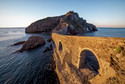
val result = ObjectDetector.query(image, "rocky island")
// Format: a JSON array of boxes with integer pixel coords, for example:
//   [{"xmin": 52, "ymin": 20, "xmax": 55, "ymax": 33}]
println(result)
[
  {"xmin": 24, "ymin": 11, "xmax": 125, "ymax": 84},
  {"xmin": 25, "ymin": 11, "xmax": 97, "ymax": 35}
]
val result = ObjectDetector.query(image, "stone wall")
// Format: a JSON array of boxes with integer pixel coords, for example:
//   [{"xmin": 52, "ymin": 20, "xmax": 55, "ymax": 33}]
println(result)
[{"xmin": 52, "ymin": 33, "xmax": 125, "ymax": 84}]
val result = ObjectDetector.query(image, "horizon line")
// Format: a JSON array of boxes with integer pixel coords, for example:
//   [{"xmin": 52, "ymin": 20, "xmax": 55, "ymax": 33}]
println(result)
[{"xmin": 0, "ymin": 26, "xmax": 125, "ymax": 28}]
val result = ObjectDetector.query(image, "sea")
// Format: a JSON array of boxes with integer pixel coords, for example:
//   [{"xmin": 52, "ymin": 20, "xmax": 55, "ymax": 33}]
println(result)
[{"xmin": 0, "ymin": 27, "xmax": 125, "ymax": 84}]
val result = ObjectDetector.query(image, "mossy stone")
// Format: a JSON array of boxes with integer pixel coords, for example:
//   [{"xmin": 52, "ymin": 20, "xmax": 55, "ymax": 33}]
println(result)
[{"xmin": 115, "ymin": 46, "xmax": 124, "ymax": 53}]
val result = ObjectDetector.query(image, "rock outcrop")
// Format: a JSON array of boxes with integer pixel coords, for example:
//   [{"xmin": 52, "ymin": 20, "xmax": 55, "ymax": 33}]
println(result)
[
  {"xmin": 12, "ymin": 41, "xmax": 25, "ymax": 46},
  {"xmin": 25, "ymin": 11, "xmax": 97, "ymax": 34},
  {"xmin": 43, "ymin": 47, "xmax": 52, "ymax": 53},
  {"xmin": 47, "ymin": 37, "xmax": 52, "ymax": 42},
  {"xmin": 87, "ymin": 23, "xmax": 98, "ymax": 31},
  {"xmin": 19, "ymin": 36, "xmax": 45, "ymax": 51},
  {"xmin": 25, "ymin": 17, "xmax": 61, "ymax": 33}
]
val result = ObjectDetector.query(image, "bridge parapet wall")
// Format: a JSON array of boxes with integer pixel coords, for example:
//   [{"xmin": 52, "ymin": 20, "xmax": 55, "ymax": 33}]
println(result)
[{"xmin": 52, "ymin": 33, "xmax": 125, "ymax": 84}]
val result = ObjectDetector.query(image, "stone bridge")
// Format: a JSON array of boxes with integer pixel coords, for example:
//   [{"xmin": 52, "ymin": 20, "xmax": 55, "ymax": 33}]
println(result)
[{"xmin": 52, "ymin": 33, "xmax": 125, "ymax": 84}]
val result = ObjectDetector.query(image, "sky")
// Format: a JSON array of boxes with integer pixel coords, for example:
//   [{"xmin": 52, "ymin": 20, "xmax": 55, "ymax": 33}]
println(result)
[{"xmin": 0, "ymin": 0, "xmax": 125, "ymax": 28}]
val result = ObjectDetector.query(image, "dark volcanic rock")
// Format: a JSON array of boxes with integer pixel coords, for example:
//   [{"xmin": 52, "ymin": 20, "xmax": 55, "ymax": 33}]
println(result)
[
  {"xmin": 19, "ymin": 36, "xmax": 45, "ymax": 51},
  {"xmin": 25, "ymin": 11, "xmax": 98, "ymax": 34},
  {"xmin": 13, "ymin": 41, "xmax": 25, "ymax": 46}
]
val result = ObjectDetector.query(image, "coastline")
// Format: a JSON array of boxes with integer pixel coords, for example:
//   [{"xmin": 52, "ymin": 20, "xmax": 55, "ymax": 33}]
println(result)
[{"xmin": 0, "ymin": 27, "xmax": 125, "ymax": 83}]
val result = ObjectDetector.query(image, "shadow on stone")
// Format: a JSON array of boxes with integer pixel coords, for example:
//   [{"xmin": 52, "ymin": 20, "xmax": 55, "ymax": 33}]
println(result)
[
  {"xmin": 79, "ymin": 50, "xmax": 100, "ymax": 73},
  {"xmin": 59, "ymin": 41, "xmax": 62, "ymax": 51}
]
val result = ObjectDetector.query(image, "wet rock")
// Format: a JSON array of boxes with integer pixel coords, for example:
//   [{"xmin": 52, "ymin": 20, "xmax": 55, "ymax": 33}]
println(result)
[
  {"xmin": 50, "ymin": 43, "xmax": 52, "ymax": 49},
  {"xmin": 19, "ymin": 36, "xmax": 45, "ymax": 52},
  {"xmin": 43, "ymin": 47, "xmax": 52, "ymax": 53},
  {"xmin": 13, "ymin": 41, "xmax": 25, "ymax": 46},
  {"xmin": 47, "ymin": 37, "xmax": 52, "ymax": 42},
  {"xmin": 41, "ymin": 61, "xmax": 60, "ymax": 84}
]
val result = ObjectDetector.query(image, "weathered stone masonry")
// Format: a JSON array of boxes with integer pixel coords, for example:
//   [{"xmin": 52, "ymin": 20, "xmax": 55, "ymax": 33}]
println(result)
[{"xmin": 52, "ymin": 33, "xmax": 125, "ymax": 84}]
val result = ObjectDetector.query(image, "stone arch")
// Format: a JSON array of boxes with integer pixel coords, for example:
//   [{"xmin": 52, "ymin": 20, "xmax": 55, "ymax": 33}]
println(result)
[{"xmin": 79, "ymin": 49, "xmax": 100, "ymax": 73}]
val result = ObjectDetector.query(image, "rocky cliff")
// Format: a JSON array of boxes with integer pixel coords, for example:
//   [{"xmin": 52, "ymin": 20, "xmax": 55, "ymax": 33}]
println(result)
[{"xmin": 25, "ymin": 11, "xmax": 97, "ymax": 34}]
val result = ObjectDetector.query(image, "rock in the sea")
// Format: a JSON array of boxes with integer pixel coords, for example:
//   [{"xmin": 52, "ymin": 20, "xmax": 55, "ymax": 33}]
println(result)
[
  {"xmin": 13, "ymin": 41, "xmax": 25, "ymax": 46},
  {"xmin": 25, "ymin": 11, "xmax": 98, "ymax": 34},
  {"xmin": 19, "ymin": 36, "xmax": 45, "ymax": 51},
  {"xmin": 47, "ymin": 37, "xmax": 52, "ymax": 42},
  {"xmin": 43, "ymin": 47, "xmax": 52, "ymax": 53}
]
